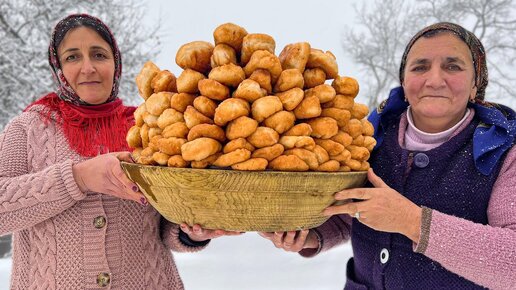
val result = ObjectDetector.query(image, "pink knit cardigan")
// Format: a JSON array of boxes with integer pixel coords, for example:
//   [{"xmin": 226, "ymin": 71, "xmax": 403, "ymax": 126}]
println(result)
[
  {"xmin": 0, "ymin": 110, "xmax": 205, "ymax": 290},
  {"xmin": 301, "ymin": 110, "xmax": 516, "ymax": 289}
]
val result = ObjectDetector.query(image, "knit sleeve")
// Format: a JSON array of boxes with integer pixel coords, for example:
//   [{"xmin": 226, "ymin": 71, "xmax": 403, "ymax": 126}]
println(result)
[
  {"xmin": 0, "ymin": 114, "xmax": 86, "ymax": 235},
  {"xmin": 160, "ymin": 219, "xmax": 208, "ymax": 253},
  {"xmin": 415, "ymin": 146, "xmax": 516, "ymax": 289},
  {"xmin": 299, "ymin": 214, "xmax": 352, "ymax": 258}
]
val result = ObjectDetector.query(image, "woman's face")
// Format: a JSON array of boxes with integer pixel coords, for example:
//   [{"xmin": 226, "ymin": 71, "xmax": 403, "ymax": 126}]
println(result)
[
  {"xmin": 402, "ymin": 32, "xmax": 477, "ymax": 132},
  {"xmin": 58, "ymin": 27, "xmax": 115, "ymax": 105}
]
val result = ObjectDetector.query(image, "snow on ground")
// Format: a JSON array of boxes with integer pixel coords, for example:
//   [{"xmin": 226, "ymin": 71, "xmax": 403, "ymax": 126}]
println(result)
[{"xmin": 0, "ymin": 233, "xmax": 352, "ymax": 290}]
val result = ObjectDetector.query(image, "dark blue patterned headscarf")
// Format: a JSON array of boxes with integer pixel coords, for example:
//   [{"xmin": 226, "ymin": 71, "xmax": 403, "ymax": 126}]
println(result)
[{"xmin": 49, "ymin": 13, "xmax": 122, "ymax": 105}]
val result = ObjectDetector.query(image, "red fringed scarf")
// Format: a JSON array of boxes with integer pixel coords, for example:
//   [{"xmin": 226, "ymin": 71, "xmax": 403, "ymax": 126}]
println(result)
[{"xmin": 25, "ymin": 93, "xmax": 136, "ymax": 157}]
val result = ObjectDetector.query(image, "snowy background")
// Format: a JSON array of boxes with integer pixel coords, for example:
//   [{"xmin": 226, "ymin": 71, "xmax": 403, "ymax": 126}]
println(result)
[{"xmin": 0, "ymin": 235, "xmax": 352, "ymax": 290}]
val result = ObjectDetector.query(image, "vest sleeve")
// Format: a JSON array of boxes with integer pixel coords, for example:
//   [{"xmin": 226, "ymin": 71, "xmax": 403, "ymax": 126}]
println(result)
[{"xmin": 299, "ymin": 214, "xmax": 352, "ymax": 258}]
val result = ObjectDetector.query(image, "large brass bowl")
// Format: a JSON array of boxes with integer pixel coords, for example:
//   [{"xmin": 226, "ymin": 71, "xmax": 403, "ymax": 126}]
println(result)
[{"xmin": 121, "ymin": 162, "xmax": 367, "ymax": 232}]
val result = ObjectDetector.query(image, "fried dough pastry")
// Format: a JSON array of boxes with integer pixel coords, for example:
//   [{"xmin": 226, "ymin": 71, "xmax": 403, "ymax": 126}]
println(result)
[
  {"xmin": 226, "ymin": 116, "xmax": 258, "ymax": 140},
  {"xmin": 247, "ymin": 126, "xmax": 279, "ymax": 148},
  {"xmin": 126, "ymin": 126, "xmax": 142, "ymax": 148},
  {"xmin": 152, "ymin": 70, "xmax": 177, "ymax": 93},
  {"xmin": 142, "ymin": 112, "xmax": 158, "ymax": 128},
  {"xmin": 342, "ymin": 119, "xmax": 363, "ymax": 138},
  {"xmin": 191, "ymin": 153, "xmax": 221, "ymax": 169},
  {"xmin": 152, "ymin": 152, "xmax": 170, "ymax": 166},
  {"xmin": 157, "ymin": 108, "xmax": 184, "ymax": 129},
  {"xmin": 330, "ymin": 148, "xmax": 351, "ymax": 163},
  {"xmin": 279, "ymin": 135, "xmax": 315, "ymax": 150},
  {"xmin": 305, "ymin": 84, "xmax": 336, "ymax": 104},
  {"xmin": 213, "ymin": 23, "xmax": 248, "ymax": 52},
  {"xmin": 364, "ymin": 136, "xmax": 377, "ymax": 152},
  {"xmin": 231, "ymin": 158, "xmax": 268, "ymax": 171},
  {"xmin": 241, "ymin": 33, "xmax": 276, "ymax": 65},
  {"xmin": 140, "ymin": 124, "xmax": 150, "ymax": 148},
  {"xmin": 181, "ymin": 137, "xmax": 222, "ymax": 161},
  {"xmin": 293, "ymin": 95, "xmax": 321, "ymax": 119},
  {"xmin": 214, "ymin": 98, "xmax": 250, "ymax": 126},
  {"xmin": 184, "ymin": 105, "xmax": 214, "ymax": 129},
  {"xmin": 131, "ymin": 148, "xmax": 143, "ymax": 162},
  {"xmin": 321, "ymin": 108, "xmax": 351, "ymax": 127},
  {"xmin": 361, "ymin": 119, "xmax": 375, "ymax": 136},
  {"xmin": 278, "ymin": 42, "xmax": 311, "ymax": 72},
  {"xmin": 339, "ymin": 165, "xmax": 351, "ymax": 172},
  {"xmin": 210, "ymin": 43, "xmax": 237, "ymax": 68},
  {"xmin": 175, "ymin": 41, "xmax": 214, "ymax": 74},
  {"xmin": 331, "ymin": 131, "xmax": 353, "ymax": 147},
  {"xmin": 148, "ymin": 127, "xmax": 162, "ymax": 141},
  {"xmin": 157, "ymin": 137, "xmax": 186, "ymax": 156},
  {"xmin": 284, "ymin": 148, "xmax": 319, "ymax": 170},
  {"xmin": 275, "ymin": 88, "xmax": 304, "ymax": 111},
  {"xmin": 306, "ymin": 117, "xmax": 338, "ymax": 139},
  {"xmin": 162, "ymin": 122, "xmax": 189, "ymax": 138},
  {"xmin": 176, "ymin": 69, "xmax": 205, "ymax": 94},
  {"xmin": 148, "ymin": 135, "xmax": 163, "ymax": 152},
  {"xmin": 360, "ymin": 161, "xmax": 371, "ymax": 171},
  {"xmin": 136, "ymin": 61, "xmax": 160, "ymax": 100},
  {"xmin": 251, "ymin": 95, "xmax": 283, "ymax": 122},
  {"xmin": 213, "ymin": 148, "xmax": 251, "ymax": 167},
  {"xmin": 249, "ymin": 69, "xmax": 272, "ymax": 94},
  {"xmin": 316, "ymin": 160, "xmax": 340, "ymax": 172},
  {"xmin": 223, "ymin": 138, "xmax": 256, "ymax": 153},
  {"xmin": 193, "ymin": 96, "xmax": 217, "ymax": 118},
  {"xmin": 347, "ymin": 145, "xmax": 370, "ymax": 161},
  {"xmin": 323, "ymin": 95, "xmax": 354, "ymax": 111},
  {"xmin": 351, "ymin": 103, "xmax": 369, "ymax": 120},
  {"xmin": 187, "ymin": 124, "xmax": 226, "ymax": 142},
  {"xmin": 167, "ymin": 155, "xmax": 190, "ymax": 168},
  {"xmin": 314, "ymin": 139, "xmax": 344, "ymax": 156},
  {"xmin": 351, "ymin": 135, "xmax": 365, "ymax": 147},
  {"xmin": 313, "ymin": 144, "xmax": 330, "ymax": 164},
  {"xmin": 263, "ymin": 110, "xmax": 296, "ymax": 134},
  {"xmin": 344, "ymin": 158, "xmax": 362, "ymax": 171},
  {"xmin": 306, "ymin": 49, "xmax": 338, "ymax": 79},
  {"xmin": 170, "ymin": 93, "xmax": 196, "ymax": 113},
  {"xmin": 208, "ymin": 63, "xmax": 246, "ymax": 87},
  {"xmin": 198, "ymin": 79, "xmax": 229, "ymax": 101},
  {"xmin": 273, "ymin": 69, "xmax": 304, "ymax": 93},
  {"xmin": 268, "ymin": 155, "xmax": 309, "ymax": 172},
  {"xmin": 146, "ymin": 92, "xmax": 172, "ymax": 116},
  {"xmin": 139, "ymin": 147, "xmax": 156, "ymax": 165},
  {"xmin": 332, "ymin": 76, "xmax": 359, "ymax": 98},
  {"xmin": 303, "ymin": 68, "xmax": 326, "ymax": 89},
  {"xmin": 243, "ymin": 50, "xmax": 282, "ymax": 82},
  {"xmin": 283, "ymin": 123, "xmax": 312, "ymax": 136},
  {"xmin": 232, "ymin": 79, "xmax": 266, "ymax": 102},
  {"xmin": 134, "ymin": 103, "xmax": 146, "ymax": 127},
  {"xmin": 251, "ymin": 143, "xmax": 284, "ymax": 161}
]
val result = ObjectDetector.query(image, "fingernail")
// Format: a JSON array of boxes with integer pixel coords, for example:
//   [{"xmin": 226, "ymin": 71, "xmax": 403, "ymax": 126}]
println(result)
[
  {"xmin": 132, "ymin": 185, "xmax": 139, "ymax": 192},
  {"xmin": 140, "ymin": 196, "xmax": 147, "ymax": 205}
]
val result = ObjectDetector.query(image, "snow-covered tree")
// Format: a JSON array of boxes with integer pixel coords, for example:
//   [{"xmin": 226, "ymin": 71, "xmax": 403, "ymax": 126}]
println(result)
[
  {"xmin": 344, "ymin": 0, "xmax": 516, "ymax": 109},
  {"xmin": 0, "ymin": 0, "xmax": 161, "ymax": 127}
]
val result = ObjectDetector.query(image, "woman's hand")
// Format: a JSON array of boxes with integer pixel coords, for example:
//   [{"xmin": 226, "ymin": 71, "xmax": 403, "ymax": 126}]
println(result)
[
  {"xmin": 324, "ymin": 168, "xmax": 422, "ymax": 243},
  {"xmin": 72, "ymin": 152, "xmax": 147, "ymax": 205},
  {"xmin": 180, "ymin": 224, "xmax": 243, "ymax": 242},
  {"xmin": 258, "ymin": 230, "xmax": 319, "ymax": 252}
]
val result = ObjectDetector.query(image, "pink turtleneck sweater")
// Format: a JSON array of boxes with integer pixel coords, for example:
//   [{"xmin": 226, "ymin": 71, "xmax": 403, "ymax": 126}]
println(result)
[
  {"xmin": 0, "ymin": 110, "xmax": 205, "ymax": 290},
  {"xmin": 302, "ymin": 108, "xmax": 516, "ymax": 289}
]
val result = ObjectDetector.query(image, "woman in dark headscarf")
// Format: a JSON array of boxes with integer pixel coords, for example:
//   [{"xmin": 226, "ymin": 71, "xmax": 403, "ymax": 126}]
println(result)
[
  {"xmin": 261, "ymin": 22, "xmax": 516, "ymax": 289},
  {"xmin": 0, "ymin": 14, "xmax": 230, "ymax": 290}
]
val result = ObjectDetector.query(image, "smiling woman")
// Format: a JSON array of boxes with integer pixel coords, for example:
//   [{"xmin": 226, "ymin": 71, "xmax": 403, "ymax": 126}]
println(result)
[{"xmin": 58, "ymin": 27, "xmax": 115, "ymax": 105}]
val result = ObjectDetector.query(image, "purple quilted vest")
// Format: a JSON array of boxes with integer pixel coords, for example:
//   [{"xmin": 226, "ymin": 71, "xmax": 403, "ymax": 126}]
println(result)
[{"xmin": 346, "ymin": 117, "xmax": 503, "ymax": 289}]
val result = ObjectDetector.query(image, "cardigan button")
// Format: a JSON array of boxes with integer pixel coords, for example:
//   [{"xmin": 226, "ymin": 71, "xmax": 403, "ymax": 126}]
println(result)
[
  {"xmin": 97, "ymin": 272, "xmax": 111, "ymax": 287},
  {"xmin": 380, "ymin": 248, "xmax": 389, "ymax": 264},
  {"xmin": 414, "ymin": 153, "xmax": 430, "ymax": 168},
  {"xmin": 94, "ymin": 216, "xmax": 106, "ymax": 229}
]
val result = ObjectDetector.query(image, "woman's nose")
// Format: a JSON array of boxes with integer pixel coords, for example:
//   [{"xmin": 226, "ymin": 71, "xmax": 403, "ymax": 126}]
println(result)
[
  {"xmin": 80, "ymin": 57, "xmax": 96, "ymax": 74},
  {"xmin": 425, "ymin": 67, "xmax": 445, "ymax": 88}
]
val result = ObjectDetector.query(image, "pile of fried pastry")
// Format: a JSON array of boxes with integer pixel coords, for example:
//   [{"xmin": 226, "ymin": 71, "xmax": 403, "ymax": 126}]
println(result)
[{"xmin": 126, "ymin": 23, "xmax": 376, "ymax": 172}]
